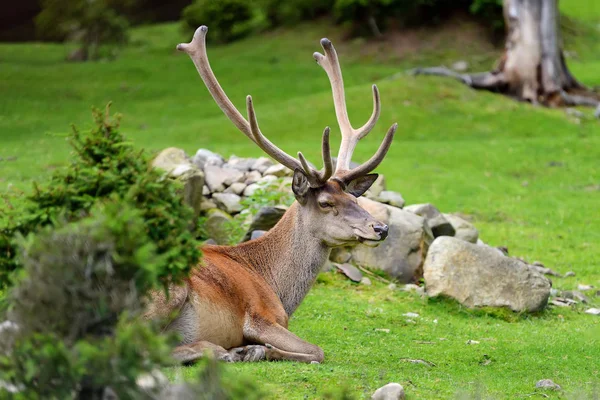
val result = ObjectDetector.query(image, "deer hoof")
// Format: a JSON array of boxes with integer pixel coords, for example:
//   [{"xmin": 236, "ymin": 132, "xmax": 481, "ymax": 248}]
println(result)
[{"xmin": 242, "ymin": 345, "xmax": 266, "ymax": 362}]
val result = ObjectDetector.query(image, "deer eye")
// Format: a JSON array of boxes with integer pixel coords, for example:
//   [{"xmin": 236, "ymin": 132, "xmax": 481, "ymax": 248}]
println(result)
[{"xmin": 318, "ymin": 200, "xmax": 334, "ymax": 209}]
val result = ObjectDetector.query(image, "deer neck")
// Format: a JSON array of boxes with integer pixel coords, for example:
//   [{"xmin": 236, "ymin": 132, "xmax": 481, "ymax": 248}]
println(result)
[{"xmin": 241, "ymin": 202, "xmax": 331, "ymax": 316}]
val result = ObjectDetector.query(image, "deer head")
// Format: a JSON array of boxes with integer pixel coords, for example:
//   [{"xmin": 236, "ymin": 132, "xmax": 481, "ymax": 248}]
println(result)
[{"xmin": 178, "ymin": 26, "xmax": 397, "ymax": 247}]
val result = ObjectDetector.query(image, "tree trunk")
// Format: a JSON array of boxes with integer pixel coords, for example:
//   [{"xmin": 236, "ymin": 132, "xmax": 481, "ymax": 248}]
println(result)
[{"xmin": 413, "ymin": 0, "xmax": 599, "ymax": 109}]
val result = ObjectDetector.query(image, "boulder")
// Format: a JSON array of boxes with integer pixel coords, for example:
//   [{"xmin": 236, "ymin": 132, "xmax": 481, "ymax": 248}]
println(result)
[
  {"xmin": 205, "ymin": 209, "xmax": 233, "ymax": 245},
  {"xmin": 244, "ymin": 170, "xmax": 262, "ymax": 185},
  {"xmin": 204, "ymin": 165, "xmax": 245, "ymax": 192},
  {"xmin": 364, "ymin": 174, "xmax": 386, "ymax": 198},
  {"xmin": 225, "ymin": 155, "xmax": 257, "ymax": 172},
  {"xmin": 371, "ymin": 383, "xmax": 405, "ymax": 400},
  {"xmin": 242, "ymin": 206, "xmax": 287, "ymax": 241},
  {"xmin": 375, "ymin": 190, "xmax": 405, "ymax": 208},
  {"xmin": 151, "ymin": 148, "xmax": 204, "ymax": 218},
  {"xmin": 251, "ymin": 157, "xmax": 274, "ymax": 173},
  {"xmin": 224, "ymin": 182, "xmax": 247, "ymax": 195},
  {"xmin": 192, "ymin": 148, "xmax": 224, "ymax": 169},
  {"xmin": 263, "ymin": 164, "xmax": 290, "ymax": 177},
  {"xmin": 405, "ymin": 203, "xmax": 455, "ymax": 237},
  {"xmin": 423, "ymin": 237, "xmax": 551, "ymax": 312},
  {"xmin": 443, "ymin": 213, "xmax": 478, "ymax": 243},
  {"xmin": 212, "ymin": 193, "xmax": 243, "ymax": 214},
  {"xmin": 350, "ymin": 197, "xmax": 433, "ymax": 283}
]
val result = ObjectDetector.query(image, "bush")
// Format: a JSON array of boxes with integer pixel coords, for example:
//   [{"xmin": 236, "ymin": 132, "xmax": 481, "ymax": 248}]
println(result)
[
  {"xmin": 35, "ymin": 0, "xmax": 129, "ymax": 60},
  {"xmin": 0, "ymin": 104, "xmax": 200, "ymax": 290},
  {"xmin": 261, "ymin": 0, "xmax": 334, "ymax": 27},
  {"xmin": 181, "ymin": 0, "xmax": 255, "ymax": 43}
]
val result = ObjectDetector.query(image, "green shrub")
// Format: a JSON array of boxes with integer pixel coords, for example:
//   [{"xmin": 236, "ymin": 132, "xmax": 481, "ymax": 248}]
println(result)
[
  {"xmin": 0, "ymin": 105, "xmax": 200, "ymax": 290},
  {"xmin": 261, "ymin": 0, "xmax": 334, "ymax": 27},
  {"xmin": 181, "ymin": 0, "xmax": 255, "ymax": 43}
]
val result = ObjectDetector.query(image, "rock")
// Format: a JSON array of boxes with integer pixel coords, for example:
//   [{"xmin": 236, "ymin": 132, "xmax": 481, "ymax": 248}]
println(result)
[
  {"xmin": 577, "ymin": 284, "xmax": 594, "ymax": 291},
  {"xmin": 200, "ymin": 199, "xmax": 217, "ymax": 212},
  {"xmin": 205, "ymin": 209, "xmax": 233, "ymax": 245},
  {"xmin": 402, "ymin": 312, "xmax": 419, "ymax": 318},
  {"xmin": 535, "ymin": 379, "xmax": 561, "ymax": 390},
  {"xmin": 151, "ymin": 148, "xmax": 204, "ymax": 218},
  {"xmin": 566, "ymin": 108, "xmax": 585, "ymax": 119},
  {"xmin": 530, "ymin": 261, "xmax": 562, "ymax": 277},
  {"xmin": 561, "ymin": 290, "xmax": 589, "ymax": 303},
  {"xmin": 565, "ymin": 271, "xmax": 576, "ymax": 277},
  {"xmin": 243, "ymin": 183, "xmax": 261, "ymax": 197},
  {"xmin": 250, "ymin": 230, "xmax": 266, "ymax": 240},
  {"xmin": 242, "ymin": 206, "xmax": 286, "ymax": 241},
  {"xmin": 585, "ymin": 308, "xmax": 600, "ymax": 315},
  {"xmin": 443, "ymin": 213, "xmax": 478, "ymax": 243},
  {"xmin": 263, "ymin": 164, "xmax": 290, "ymax": 177},
  {"xmin": 375, "ymin": 191, "xmax": 405, "ymax": 208},
  {"xmin": 424, "ymin": 237, "xmax": 551, "ymax": 312},
  {"xmin": 212, "ymin": 193, "xmax": 243, "ymax": 214},
  {"xmin": 371, "ymin": 383, "xmax": 405, "ymax": 400},
  {"xmin": 595, "ymin": 104, "xmax": 600, "ymax": 119},
  {"xmin": 251, "ymin": 157, "xmax": 274, "ymax": 173},
  {"xmin": 335, "ymin": 263, "xmax": 363, "ymax": 282},
  {"xmin": 330, "ymin": 248, "xmax": 352, "ymax": 263},
  {"xmin": 204, "ymin": 165, "xmax": 245, "ymax": 192},
  {"xmin": 202, "ymin": 185, "xmax": 210, "ymax": 195},
  {"xmin": 387, "ymin": 283, "xmax": 397, "ymax": 290},
  {"xmin": 224, "ymin": 182, "xmax": 247, "ymax": 195},
  {"xmin": 361, "ymin": 277, "xmax": 372, "ymax": 286},
  {"xmin": 259, "ymin": 175, "xmax": 278, "ymax": 184},
  {"xmin": 225, "ymin": 155, "xmax": 257, "ymax": 171},
  {"xmin": 350, "ymin": 197, "xmax": 433, "ymax": 283},
  {"xmin": 244, "ymin": 170, "xmax": 262, "ymax": 185},
  {"xmin": 451, "ymin": 60, "xmax": 469, "ymax": 72},
  {"xmin": 405, "ymin": 203, "xmax": 455, "ymax": 237},
  {"xmin": 192, "ymin": 148, "xmax": 224, "ymax": 169},
  {"xmin": 364, "ymin": 174, "xmax": 386, "ymax": 198}
]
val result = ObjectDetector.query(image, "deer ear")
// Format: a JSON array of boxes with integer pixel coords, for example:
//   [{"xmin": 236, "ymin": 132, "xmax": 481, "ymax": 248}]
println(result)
[
  {"xmin": 292, "ymin": 169, "xmax": 311, "ymax": 205},
  {"xmin": 346, "ymin": 174, "xmax": 378, "ymax": 197}
]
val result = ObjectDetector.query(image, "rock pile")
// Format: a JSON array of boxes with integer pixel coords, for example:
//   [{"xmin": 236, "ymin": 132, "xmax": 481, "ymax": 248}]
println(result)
[{"xmin": 153, "ymin": 147, "xmax": 558, "ymax": 313}]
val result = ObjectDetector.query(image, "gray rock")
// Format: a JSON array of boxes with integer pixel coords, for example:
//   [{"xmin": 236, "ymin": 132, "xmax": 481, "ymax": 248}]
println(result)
[
  {"xmin": 330, "ymin": 247, "xmax": 352, "ymax": 264},
  {"xmin": 566, "ymin": 108, "xmax": 585, "ymax": 119},
  {"xmin": 595, "ymin": 104, "xmax": 600, "ymax": 119},
  {"xmin": 350, "ymin": 197, "xmax": 433, "ymax": 283},
  {"xmin": 443, "ymin": 213, "xmax": 478, "ymax": 243},
  {"xmin": 375, "ymin": 191, "xmax": 405, "ymax": 208},
  {"xmin": 561, "ymin": 290, "xmax": 589, "ymax": 303},
  {"xmin": 192, "ymin": 148, "xmax": 224, "ymax": 169},
  {"xmin": 200, "ymin": 199, "xmax": 217, "ymax": 212},
  {"xmin": 577, "ymin": 284, "xmax": 594, "ymax": 291},
  {"xmin": 335, "ymin": 263, "xmax": 363, "ymax": 282},
  {"xmin": 405, "ymin": 203, "xmax": 455, "ymax": 237},
  {"xmin": 364, "ymin": 174, "xmax": 386, "ymax": 198},
  {"xmin": 371, "ymin": 383, "xmax": 405, "ymax": 400},
  {"xmin": 585, "ymin": 308, "xmax": 600, "ymax": 315},
  {"xmin": 151, "ymin": 148, "xmax": 204, "ymax": 218},
  {"xmin": 451, "ymin": 60, "xmax": 469, "ymax": 72},
  {"xmin": 202, "ymin": 185, "xmax": 210, "ymax": 196},
  {"xmin": 565, "ymin": 271, "xmax": 576, "ymax": 277},
  {"xmin": 242, "ymin": 206, "xmax": 286, "ymax": 241},
  {"xmin": 204, "ymin": 165, "xmax": 245, "ymax": 192},
  {"xmin": 263, "ymin": 164, "xmax": 290, "ymax": 177},
  {"xmin": 224, "ymin": 182, "xmax": 247, "ymax": 195},
  {"xmin": 212, "ymin": 193, "xmax": 243, "ymax": 214},
  {"xmin": 535, "ymin": 379, "xmax": 561, "ymax": 390},
  {"xmin": 244, "ymin": 170, "xmax": 262, "ymax": 185},
  {"xmin": 205, "ymin": 209, "xmax": 233, "ymax": 245},
  {"xmin": 259, "ymin": 175, "xmax": 278, "ymax": 184},
  {"xmin": 250, "ymin": 230, "xmax": 267, "ymax": 240},
  {"xmin": 251, "ymin": 157, "xmax": 274, "ymax": 173},
  {"xmin": 424, "ymin": 237, "xmax": 551, "ymax": 312},
  {"xmin": 530, "ymin": 261, "xmax": 562, "ymax": 277},
  {"xmin": 225, "ymin": 155, "xmax": 257, "ymax": 172},
  {"xmin": 243, "ymin": 183, "xmax": 261, "ymax": 197},
  {"xmin": 361, "ymin": 277, "xmax": 372, "ymax": 285}
]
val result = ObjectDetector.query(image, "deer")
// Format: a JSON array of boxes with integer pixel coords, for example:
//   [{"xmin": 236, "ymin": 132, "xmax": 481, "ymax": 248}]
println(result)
[{"xmin": 144, "ymin": 25, "xmax": 397, "ymax": 364}]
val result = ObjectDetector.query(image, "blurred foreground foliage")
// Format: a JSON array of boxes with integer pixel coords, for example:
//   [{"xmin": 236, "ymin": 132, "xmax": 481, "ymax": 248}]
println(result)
[{"xmin": 0, "ymin": 104, "xmax": 200, "ymax": 291}]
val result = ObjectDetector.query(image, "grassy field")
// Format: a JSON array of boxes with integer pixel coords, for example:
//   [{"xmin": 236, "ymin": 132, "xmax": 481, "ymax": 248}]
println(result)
[{"xmin": 1, "ymin": 4, "xmax": 600, "ymax": 399}]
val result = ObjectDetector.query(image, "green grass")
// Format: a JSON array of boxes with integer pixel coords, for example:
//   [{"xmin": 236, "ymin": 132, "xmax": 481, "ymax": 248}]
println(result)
[{"xmin": 1, "ymin": 5, "xmax": 600, "ymax": 399}]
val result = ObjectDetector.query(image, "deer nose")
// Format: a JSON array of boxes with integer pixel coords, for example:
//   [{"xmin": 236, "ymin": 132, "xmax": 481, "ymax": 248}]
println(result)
[{"xmin": 373, "ymin": 223, "xmax": 389, "ymax": 240}]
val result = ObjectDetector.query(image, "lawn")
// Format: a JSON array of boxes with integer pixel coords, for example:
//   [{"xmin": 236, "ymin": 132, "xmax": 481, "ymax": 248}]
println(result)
[{"xmin": 1, "ymin": 5, "xmax": 599, "ymax": 399}]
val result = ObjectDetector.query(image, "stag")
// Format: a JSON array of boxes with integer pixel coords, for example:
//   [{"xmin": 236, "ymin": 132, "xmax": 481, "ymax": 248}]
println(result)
[{"xmin": 145, "ymin": 26, "xmax": 397, "ymax": 364}]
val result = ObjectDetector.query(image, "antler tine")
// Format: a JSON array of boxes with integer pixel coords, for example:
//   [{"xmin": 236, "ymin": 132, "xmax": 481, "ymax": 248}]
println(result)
[
  {"xmin": 177, "ymin": 26, "xmax": 253, "ymax": 140},
  {"xmin": 314, "ymin": 39, "xmax": 381, "ymax": 173},
  {"xmin": 319, "ymin": 127, "xmax": 334, "ymax": 181},
  {"xmin": 246, "ymin": 96, "xmax": 305, "ymax": 172},
  {"xmin": 336, "ymin": 123, "xmax": 398, "ymax": 184}
]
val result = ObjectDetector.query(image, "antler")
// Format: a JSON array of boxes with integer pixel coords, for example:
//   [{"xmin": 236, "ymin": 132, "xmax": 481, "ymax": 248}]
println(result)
[
  {"xmin": 177, "ymin": 26, "xmax": 333, "ymax": 186},
  {"xmin": 314, "ymin": 39, "xmax": 397, "ymax": 183}
]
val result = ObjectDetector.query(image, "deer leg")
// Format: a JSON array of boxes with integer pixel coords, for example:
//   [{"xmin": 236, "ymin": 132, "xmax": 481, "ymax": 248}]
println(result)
[
  {"xmin": 172, "ymin": 341, "xmax": 242, "ymax": 364},
  {"xmin": 232, "ymin": 318, "xmax": 324, "ymax": 363}
]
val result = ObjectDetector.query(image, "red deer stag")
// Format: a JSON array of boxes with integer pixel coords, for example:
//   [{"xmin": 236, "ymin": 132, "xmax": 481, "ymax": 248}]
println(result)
[{"xmin": 145, "ymin": 26, "xmax": 397, "ymax": 364}]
